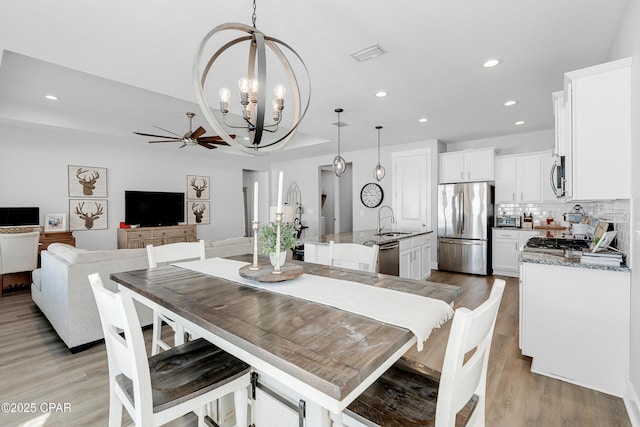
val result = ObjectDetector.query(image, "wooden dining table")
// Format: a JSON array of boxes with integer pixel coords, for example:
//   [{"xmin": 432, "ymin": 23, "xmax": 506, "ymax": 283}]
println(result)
[{"xmin": 111, "ymin": 254, "xmax": 462, "ymax": 427}]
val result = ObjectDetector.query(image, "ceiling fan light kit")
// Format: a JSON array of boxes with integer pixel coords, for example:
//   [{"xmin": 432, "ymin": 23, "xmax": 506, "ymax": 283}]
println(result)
[
  {"xmin": 193, "ymin": 0, "xmax": 311, "ymax": 155},
  {"xmin": 133, "ymin": 112, "xmax": 231, "ymax": 150},
  {"xmin": 332, "ymin": 108, "xmax": 347, "ymax": 177}
]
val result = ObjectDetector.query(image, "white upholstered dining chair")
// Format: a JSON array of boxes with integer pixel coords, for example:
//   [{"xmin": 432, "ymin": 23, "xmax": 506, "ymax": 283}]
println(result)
[
  {"xmin": 328, "ymin": 241, "xmax": 379, "ymax": 273},
  {"xmin": 89, "ymin": 273, "xmax": 251, "ymax": 427},
  {"xmin": 343, "ymin": 278, "xmax": 506, "ymax": 427},
  {"xmin": 146, "ymin": 240, "xmax": 206, "ymax": 355},
  {"xmin": 0, "ymin": 231, "xmax": 40, "ymax": 295}
]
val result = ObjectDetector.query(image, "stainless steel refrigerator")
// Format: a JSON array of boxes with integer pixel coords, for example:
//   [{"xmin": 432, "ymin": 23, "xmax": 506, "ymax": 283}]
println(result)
[{"xmin": 437, "ymin": 182, "xmax": 494, "ymax": 275}]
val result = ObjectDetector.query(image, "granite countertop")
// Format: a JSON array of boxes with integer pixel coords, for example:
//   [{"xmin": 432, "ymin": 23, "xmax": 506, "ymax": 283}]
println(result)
[
  {"xmin": 520, "ymin": 250, "xmax": 630, "ymax": 273},
  {"xmin": 302, "ymin": 228, "xmax": 432, "ymax": 246}
]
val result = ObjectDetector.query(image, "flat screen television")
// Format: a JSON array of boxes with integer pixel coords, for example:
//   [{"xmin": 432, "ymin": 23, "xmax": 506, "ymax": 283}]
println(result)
[
  {"xmin": 125, "ymin": 191, "xmax": 185, "ymax": 227},
  {"xmin": 0, "ymin": 207, "xmax": 39, "ymax": 226}
]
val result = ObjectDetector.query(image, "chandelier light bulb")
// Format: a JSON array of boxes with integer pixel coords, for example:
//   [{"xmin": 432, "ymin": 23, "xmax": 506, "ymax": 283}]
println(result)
[
  {"xmin": 274, "ymin": 84, "xmax": 286, "ymax": 99},
  {"xmin": 238, "ymin": 77, "xmax": 250, "ymax": 93},
  {"xmin": 219, "ymin": 87, "xmax": 230, "ymax": 103}
]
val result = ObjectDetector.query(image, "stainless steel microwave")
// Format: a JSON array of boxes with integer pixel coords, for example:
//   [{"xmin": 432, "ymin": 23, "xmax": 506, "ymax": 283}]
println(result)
[
  {"xmin": 550, "ymin": 155, "xmax": 566, "ymax": 198},
  {"xmin": 496, "ymin": 215, "xmax": 521, "ymax": 228}
]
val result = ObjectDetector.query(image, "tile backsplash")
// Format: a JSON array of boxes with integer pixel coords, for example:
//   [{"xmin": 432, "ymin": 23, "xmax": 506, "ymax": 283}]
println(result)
[{"xmin": 496, "ymin": 200, "xmax": 630, "ymax": 254}]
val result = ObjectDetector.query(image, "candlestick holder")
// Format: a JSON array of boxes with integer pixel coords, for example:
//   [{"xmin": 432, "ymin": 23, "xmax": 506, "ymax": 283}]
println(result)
[
  {"xmin": 272, "ymin": 211, "xmax": 283, "ymax": 274},
  {"xmin": 249, "ymin": 220, "xmax": 260, "ymax": 270}
]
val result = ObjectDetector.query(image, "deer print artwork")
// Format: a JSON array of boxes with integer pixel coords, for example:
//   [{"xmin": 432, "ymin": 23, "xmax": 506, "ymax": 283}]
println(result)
[
  {"xmin": 68, "ymin": 165, "xmax": 107, "ymax": 198},
  {"xmin": 69, "ymin": 199, "xmax": 108, "ymax": 230},
  {"xmin": 76, "ymin": 168, "xmax": 100, "ymax": 195},
  {"xmin": 190, "ymin": 177, "xmax": 207, "ymax": 198},
  {"xmin": 75, "ymin": 201, "xmax": 104, "ymax": 229},
  {"xmin": 192, "ymin": 203, "xmax": 206, "ymax": 224}
]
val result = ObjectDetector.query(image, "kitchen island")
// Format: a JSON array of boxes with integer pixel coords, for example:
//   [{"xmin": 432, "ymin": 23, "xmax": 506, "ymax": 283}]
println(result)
[
  {"xmin": 519, "ymin": 246, "xmax": 630, "ymax": 396},
  {"xmin": 302, "ymin": 229, "xmax": 433, "ymax": 279},
  {"xmin": 112, "ymin": 254, "xmax": 460, "ymax": 427}
]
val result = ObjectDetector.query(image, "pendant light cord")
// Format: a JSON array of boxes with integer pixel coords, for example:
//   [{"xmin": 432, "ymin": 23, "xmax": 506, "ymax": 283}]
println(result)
[
  {"xmin": 252, "ymin": 0, "xmax": 257, "ymax": 28},
  {"xmin": 337, "ymin": 110, "xmax": 342, "ymax": 155}
]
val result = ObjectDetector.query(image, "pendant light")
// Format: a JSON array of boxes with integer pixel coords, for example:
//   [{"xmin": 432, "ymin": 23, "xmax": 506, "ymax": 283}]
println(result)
[
  {"xmin": 373, "ymin": 125, "xmax": 386, "ymax": 181},
  {"xmin": 333, "ymin": 108, "xmax": 347, "ymax": 177},
  {"xmin": 193, "ymin": 0, "xmax": 311, "ymax": 155}
]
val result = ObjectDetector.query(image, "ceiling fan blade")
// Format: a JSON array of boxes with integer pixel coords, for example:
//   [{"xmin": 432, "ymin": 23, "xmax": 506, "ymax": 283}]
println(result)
[
  {"xmin": 190, "ymin": 126, "xmax": 206, "ymax": 139},
  {"xmin": 197, "ymin": 141, "xmax": 217, "ymax": 149},
  {"xmin": 148, "ymin": 139, "xmax": 181, "ymax": 143},
  {"xmin": 134, "ymin": 131, "xmax": 177, "ymax": 139},
  {"xmin": 153, "ymin": 125, "xmax": 182, "ymax": 137}
]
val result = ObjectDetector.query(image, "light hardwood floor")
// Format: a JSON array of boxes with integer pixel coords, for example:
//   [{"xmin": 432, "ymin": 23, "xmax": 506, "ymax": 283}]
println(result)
[{"xmin": 0, "ymin": 272, "xmax": 631, "ymax": 426}]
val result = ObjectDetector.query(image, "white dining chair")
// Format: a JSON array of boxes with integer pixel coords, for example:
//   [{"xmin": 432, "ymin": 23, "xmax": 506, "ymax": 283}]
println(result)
[
  {"xmin": 343, "ymin": 278, "xmax": 506, "ymax": 427},
  {"xmin": 89, "ymin": 273, "xmax": 251, "ymax": 427},
  {"xmin": 328, "ymin": 241, "xmax": 379, "ymax": 273},
  {"xmin": 146, "ymin": 240, "xmax": 206, "ymax": 355},
  {"xmin": 0, "ymin": 231, "xmax": 40, "ymax": 295}
]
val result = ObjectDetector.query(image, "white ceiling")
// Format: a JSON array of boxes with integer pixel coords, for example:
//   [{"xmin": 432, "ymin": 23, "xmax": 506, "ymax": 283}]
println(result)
[{"xmin": 0, "ymin": 0, "xmax": 630, "ymax": 160}]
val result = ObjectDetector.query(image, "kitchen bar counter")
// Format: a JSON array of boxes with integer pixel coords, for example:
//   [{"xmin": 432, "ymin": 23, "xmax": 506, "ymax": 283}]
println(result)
[
  {"xmin": 520, "ymin": 250, "xmax": 630, "ymax": 272},
  {"xmin": 302, "ymin": 228, "xmax": 432, "ymax": 246}
]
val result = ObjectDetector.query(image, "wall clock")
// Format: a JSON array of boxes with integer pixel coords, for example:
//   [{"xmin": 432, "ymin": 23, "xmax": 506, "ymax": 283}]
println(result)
[{"xmin": 360, "ymin": 183, "xmax": 384, "ymax": 208}]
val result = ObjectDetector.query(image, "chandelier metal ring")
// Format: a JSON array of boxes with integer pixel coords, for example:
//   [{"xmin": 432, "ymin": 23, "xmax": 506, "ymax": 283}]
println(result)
[{"xmin": 193, "ymin": 22, "xmax": 311, "ymax": 155}]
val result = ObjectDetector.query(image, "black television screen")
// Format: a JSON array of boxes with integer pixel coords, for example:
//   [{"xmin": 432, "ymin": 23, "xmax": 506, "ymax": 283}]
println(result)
[
  {"xmin": 0, "ymin": 207, "xmax": 39, "ymax": 226},
  {"xmin": 125, "ymin": 191, "xmax": 185, "ymax": 227}
]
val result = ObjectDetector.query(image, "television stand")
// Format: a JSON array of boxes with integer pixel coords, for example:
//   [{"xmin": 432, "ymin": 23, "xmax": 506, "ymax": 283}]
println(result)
[{"xmin": 116, "ymin": 224, "xmax": 196, "ymax": 249}]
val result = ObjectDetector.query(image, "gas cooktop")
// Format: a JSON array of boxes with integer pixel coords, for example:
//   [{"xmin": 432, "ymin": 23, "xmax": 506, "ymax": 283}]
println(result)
[{"xmin": 525, "ymin": 237, "xmax": 590, "ymax": 251}]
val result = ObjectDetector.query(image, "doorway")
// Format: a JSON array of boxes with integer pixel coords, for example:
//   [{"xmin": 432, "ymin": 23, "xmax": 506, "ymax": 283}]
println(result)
[
  {"xmin": 242, "ymin": 169, "xmax": 268, "ymax": 237},
  {"xmin": 318, "ymin": 164, "xmax": 352, "ymax": 235}
]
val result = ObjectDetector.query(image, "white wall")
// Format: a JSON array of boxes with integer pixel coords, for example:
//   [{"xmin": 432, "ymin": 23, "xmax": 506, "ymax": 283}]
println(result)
[
  {"xmin": 611, "ymin": 0, "xmax": 640, "ymax": 422},
  {"xmin": 0, "ymin": 121, "xmax": 263, "ymax": 249},
  {"xmin": 444, "ymin": 129, "xmax": 554, "ymax": 156}
]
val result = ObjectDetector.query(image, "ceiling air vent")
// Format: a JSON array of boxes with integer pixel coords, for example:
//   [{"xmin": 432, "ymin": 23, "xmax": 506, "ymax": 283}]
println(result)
[{"xmin": 350, "ymin": 44, "xmax": 386, "ymax": 62}]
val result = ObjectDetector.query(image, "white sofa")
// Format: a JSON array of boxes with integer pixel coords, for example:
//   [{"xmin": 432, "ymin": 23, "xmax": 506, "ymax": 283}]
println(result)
[{"xmin": 32, "ymin": 237, "xmax": 255, "ymax": 352}]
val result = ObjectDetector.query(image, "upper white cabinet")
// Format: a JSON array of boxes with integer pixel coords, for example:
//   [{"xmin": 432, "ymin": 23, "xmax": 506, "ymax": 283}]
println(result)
[
  {"xmin": 439, "ymin": 148, "xmax": 494, "ymax": 183},
  {"xmin": 495, "ymin": 153, "xmax": 542, "ymax": 203},
  {"xmin": 564, "ymin": 58, "xmax": 631, "ymax": 200}
]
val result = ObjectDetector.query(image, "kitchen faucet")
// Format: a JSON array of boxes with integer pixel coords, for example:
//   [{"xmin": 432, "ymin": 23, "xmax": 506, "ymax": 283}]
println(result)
[{"xmin": 377, "ymin": 205, "xmax": 395, "ymax": 233}]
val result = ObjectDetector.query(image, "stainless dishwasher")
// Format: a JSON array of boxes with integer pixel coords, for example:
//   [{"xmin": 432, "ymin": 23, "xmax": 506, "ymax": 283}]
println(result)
[{"xmin": 378, "ymin": 241, "xmax": 399, "ymax": 276}]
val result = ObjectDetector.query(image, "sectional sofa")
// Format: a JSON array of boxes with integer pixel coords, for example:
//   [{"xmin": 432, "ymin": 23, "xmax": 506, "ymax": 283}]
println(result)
[{"xmin": 32, "ymin": 237, "xmax": 255, "ymax": 352}]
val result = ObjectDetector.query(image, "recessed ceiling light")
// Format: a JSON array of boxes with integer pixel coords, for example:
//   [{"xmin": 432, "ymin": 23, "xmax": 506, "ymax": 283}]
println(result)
[
  {"xmin": 504, "ymin": 100, "xmax": 517, "ymax": 106},
  {"xmin": 483, "ymin": 59, "xmax": 500, "ymax": 68},
  {"xmin": 243, "ymin": 137, "xmax": 250, "ymax": 141},
  {"xmin": 45, "ymin": 94, "xmax": 58, "ymax": 101},
  {"xmin": 514, "ymin": 120, "xmax": 525, "ymax": 125},
  {"xmin": 418, "ymin": 118, "xmax": 429, "ymax": 123},
  {"xmin": 375, "ymin": 91, "xmax": 388, "ymax": 98}
]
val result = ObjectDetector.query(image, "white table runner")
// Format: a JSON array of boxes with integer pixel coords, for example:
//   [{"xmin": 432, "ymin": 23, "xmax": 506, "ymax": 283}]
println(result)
[{"xmin": 174, "ymin": 257, "xmax": 453, "ymax": 351}]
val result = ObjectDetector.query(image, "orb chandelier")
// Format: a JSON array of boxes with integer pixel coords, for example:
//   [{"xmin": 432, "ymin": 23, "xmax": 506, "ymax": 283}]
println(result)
[
  {"xmin": 193, "ymin": 0, "xmax": 311, "ymax": 155},
  {"xmin": 373, "ymin": 125, "xmax": 386, "ymax": 181},
  {"xmin": 333, "ymin": 108, "xmax": 347, "ymax": 177}
]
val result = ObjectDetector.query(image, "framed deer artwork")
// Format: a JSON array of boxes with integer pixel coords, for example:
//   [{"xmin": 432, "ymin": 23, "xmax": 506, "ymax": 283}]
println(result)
[
  {"xmin": 69, "ymin": 199, "xmax": 108, "ymax": 230},
  {"xmin": 68, "ymin": 165, "xmax": 107, "ymax": 197},
  {"xmin": 187, "ymin": 175, "xmax": 210, "ymax": 200},
  {"xmin": 187, "ymin": 201, "xmax": 210, "ymax": 225}
]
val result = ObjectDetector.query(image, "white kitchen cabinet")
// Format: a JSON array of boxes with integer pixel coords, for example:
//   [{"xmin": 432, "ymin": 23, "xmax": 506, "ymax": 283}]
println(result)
[
  {"xmin": 552, "ymin": 91, "xmax": 570, "ymax": 158},
  {"xmin": 494, "ymin": 153, "xmax": 542, "ymax": 203},
  {"xmin": 421, "ymin": 234, "xmax": 432, "ymax": 280},
  {"xmin": 439, "ymin": 148, "xmax": 494, "ymax": 183},
  {"xmin": 399, "ymin": 237, "xmax": 421, "ymax": 280},
  {"xmin": 492, "ymin": 229, "xmax": 539, "ymax": 277},
  {"xmin": 564, "ymin": 57, "xmax": 631, "ymax": 200},
  {"xmin": 399, "ymin": 235, "xmax": 429, "ymax": 280},
  {"xmin": 519, "ymin": 262, "xmax": 629, "ymax": 396}
]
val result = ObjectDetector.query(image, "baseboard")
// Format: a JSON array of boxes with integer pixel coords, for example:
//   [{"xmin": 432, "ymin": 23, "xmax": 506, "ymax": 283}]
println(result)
[{"xmin": 625, "ymin": 378, "xmax": 640, "ymax": 427}]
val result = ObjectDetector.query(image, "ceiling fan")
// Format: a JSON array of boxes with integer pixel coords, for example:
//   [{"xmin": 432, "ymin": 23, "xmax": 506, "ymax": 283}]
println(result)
[{"xmin": 134, "ymin": 112, "xmax": 234, "ymax": 149}]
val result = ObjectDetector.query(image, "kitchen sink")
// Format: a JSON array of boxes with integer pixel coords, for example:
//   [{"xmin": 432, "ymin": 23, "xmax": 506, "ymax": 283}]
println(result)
[{"xmin": 374, "ymin": 231, "xmax": 412, "ymax": 237}]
